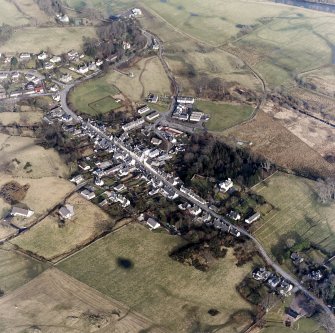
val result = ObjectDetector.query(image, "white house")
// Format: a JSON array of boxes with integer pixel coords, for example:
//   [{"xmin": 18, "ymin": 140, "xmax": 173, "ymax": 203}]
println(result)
[
  {"xmin": 132, "ymin": 8, "xmax": 142, "ymax": 16},
  {"xmin": 137, "ymin": 105, "xmax": 150, "ymax": 115},
  {"xmin": 123, "ymin": 41, "xmax": 131, "ymax": 50},
  {"xmin": 19, "ymin": 53, "xmax": 31, "ymax": 60},
  {"xmin": 245, "ymin": 212, "xmax": 261, "ymax": 224},
  {"xmin": 80, "ymin": 189, "xmax": 96, "ymax": 200},
  {"xmin": 45, "ymin": 62, "xmax": 54, "ymax": 70},
  {"xmin": 219, "ymin": 178, "xmax": 233, "ymax": 192},
  {"xmin": 189, "ymin": 206, "xmax": 202, "ymax": 216},
  {"xmin": 57, "ymin": 14, "xmax": 70, "ymax": 23},
  {"xmin": 146, "ymin": 217, "xmax": 160, "ymax": 230},
  {"xmin": 70, "ymin": 174, "xmax": 84, "ymax": 185},
  {"xmin": 114, "ymin": 183, "xmax": 126, "ymax": 193},
  {"xmin": 11, "ymin": 72, "xmax": 20, "ymax": 80},
  {"xmin": 11, "ymin": 206, "xmax": 34, "ymax": 218},
  {"xmin": 50, "ymin": 56, "xmax": 62, "ymax": 63},
  {"xmin": 78, "ymin": 65, "xmax": 88, "ymax": 74},
  {"xmin": 0, "ymin": 73, "xmax": 9, "ymax": 80},
  {"xmin": 38, "ymin": 52, "xmax": 48, "ymax": 60},
  {"xmin": 58, "ymin": 204, "xmax": 74, "ymax": 219},
  {"xmin": 60, "ymin": 73, "xmax": 72, "ymax": 83}
]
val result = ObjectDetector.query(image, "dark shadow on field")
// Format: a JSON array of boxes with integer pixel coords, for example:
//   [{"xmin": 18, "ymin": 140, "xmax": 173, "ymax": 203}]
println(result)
[{"xmin": 116, "ymin": 257, "xmax": 133, "ymax": 269}]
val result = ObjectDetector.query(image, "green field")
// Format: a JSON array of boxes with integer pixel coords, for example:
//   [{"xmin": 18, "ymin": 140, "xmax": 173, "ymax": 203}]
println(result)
[
  {"xmin": 1, "ymin": 26, "xmax": 97, "ymax": 53},
  {"xmin": 0, "ymin": 247, "xmax": 46, "ymax": 294},
  {"xmin": 253, "ymin": 172, "xmax": 335, "ymax": 259},
  {"xmin": 69, "ymin": 76, "xmax": 120, "ymax": 115},
  {"xmin": 196, "ymin": 101, "xmax": 254, "ymax": 132},
  {"xmin": 58, "ymin": 223, "xmax": 256, "ymax": 332}
]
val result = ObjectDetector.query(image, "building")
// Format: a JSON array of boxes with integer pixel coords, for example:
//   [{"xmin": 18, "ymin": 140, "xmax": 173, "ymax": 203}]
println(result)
[
  {"xmin": 137, "ymin": 105, "xmax": 150, "ymax": 115},
  {"xmin": 70, "ymin": 174, "xmax": 84, "ymax": 185},
  {"xmin": 78, "ymin": 64, "xmax": 88, "ymax": 74},
  {"xmin": 123, "ymin": 41, "xmax": 131, "ymax": 50},
  {"xmin": 60, "ymin": 73, "xmax": 72, "ymax": 83},
  {"xmin": 177, "ymin": 96, "xmax": 195, "ymax": 104},
  {"xmin": 189, "ymin": 206, "xmax": 202, "ymax": 216},
  {"xmin": 80, "ymin": 189, "xmax": 96, "ymax": 200},
  {"xmin": 11, "ymin": 72, "xmax": 20, "ymax": 80},
  {"xmin": 245, "ymin": 212, "xmax": 261, "ymax": 224},
  {"xmin": 68, "ymin": 50, "xmax": 79, "ymax": 60},
  {"xmin": 50, "ymin": 56, "xmax": 62, "ymax": 63},
  {"xmin": 190, "ymin": 111, "xmax": 203, "ymax": 122},
  {"xmin": 146, "ymin": 217, "xmax": 160, "ymax": 230},
  {"xmin": 38, "ymin": 52, "xmax": 48, "ymax": 60},
  {"xmin": 252, "ymin": 267, "xmax": 271, "ymax": 281},
  {"xmin": 58, "ymin": 204, "xmax": 74, "ymax": 219},
  {"xmin": 45, "ymin": 62, "xmax": 54, "ymax": 70},
  {"xmin": 114, "ymin": 183, "xmax": 126, "ymax": 193},
  {"xmin": 267, "ymin": 275, "xmax": 281, "ymax": 288},
  {"xmin": 0, "ymin": 73, "xmax": 9, "ymax": 80},
  {"xmin": 19, "ymin": 53, "xmax": 31, "ymax": 60},
  {"xmin": 56, "ymin": 14, "xmax": 70, "ymax": 23},
  {"xmin": 132, "ymin": 8, "xmax": 142, "ymax": 16},
  {"xmin": 219, "ymin": 178, "xmax": 233, "ymax": 192},
  {"xmin": 228, "ymin": 210, "xmax": 241, "ymax": 221},
  {"xmin": 11, "ymin": 206, "xmax": 34, "ymax": 218},
  {"xmin": 151, "ymin": 137, "xmax": 162, "ymax": 146},
  {"xmin": 146, "ymin": 111, "xmax": 160, "ymax": 121},
  {"xmin": 122, "ymin": 118, "xmax": 145, "ymax": 132}
]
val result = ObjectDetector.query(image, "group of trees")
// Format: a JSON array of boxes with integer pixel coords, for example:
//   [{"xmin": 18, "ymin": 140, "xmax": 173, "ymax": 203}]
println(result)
[
  {"xmin": 315, "ymin": 178, "xmax": 335, "ymax": 203},
  {"xmin": 175, "ymin": 133, "xmax": 265, "ymax": 187},
  {"xmin": 193, "ymin": 75, "xmax": 231, "ymax": 100},
  {"xmin": 0, "ymin": 24, "xmax": 13, "ymax": 43},
  {"xmin": 35, "ymin": 0, "xmax": 63, "ymax": 16},
  {"xmin": 83, "ymin": 19, "xmax": 146, "ymax": 59}
]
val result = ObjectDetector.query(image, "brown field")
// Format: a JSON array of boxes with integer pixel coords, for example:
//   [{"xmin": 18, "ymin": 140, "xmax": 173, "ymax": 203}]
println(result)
[
  {"xmin": 12, "ymin": 193, "xmax": 117, "ymax": 262},
  {"xmin": 262, "ymin": 101, "xmax": 335, "ymax": 157},
  {"xmin": 0, "ymin": 174, "xmax": 74, "ymax": 227},
  {"xmin": 108, "ymin": 56, "xmax": 171, "ymax": 102},
  {"xmin": 0, "ymin": 133, "xmax": 69, "ymax": 179},
  {"xmin": 0, "ymin": 111, "xmax": 43, "ymax": 126},
  {"xmin": 224, "ymin": 111, "xmax": 335, "ymax": 178},
  {"xmin": 11, "ymin": 0, "xmax": 51, "ymax": 25},
  {"xmin": 0, "ymin": 268, "xmax": 167, "ymax": 333}
]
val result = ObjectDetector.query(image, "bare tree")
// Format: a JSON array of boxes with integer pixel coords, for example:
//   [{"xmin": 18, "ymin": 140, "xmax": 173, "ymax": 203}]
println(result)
[{"xmin": 315, "ymin": 178, "xmax": 335, "ymax": 204}]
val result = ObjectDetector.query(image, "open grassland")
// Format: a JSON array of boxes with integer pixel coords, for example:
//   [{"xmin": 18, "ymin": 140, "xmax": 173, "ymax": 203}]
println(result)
[
  {"xmin": 196, "ymin": 101, "xmax": 254, "ymax": 132},
  {"xmin": 1, "ymin": 26, "xmax": 97, "ymax": 53},
  {"xmin": 0, "ymin": 133, "xmax": 69, "ymax": 178},
  {"xmin": 69, "ymin": 77, "xmax": 120, "ymax": 115},
  {"xmin": 0, "ymin": 247, "xmax": 46, "ymax": 295},
  {"xmin": 253, "ymin": 172, "xmax": 335, "ymax": 258},
  {"xmin": 0, "ymin": 111, "xmax": 43, "ymax": 126},
  {"xmin": 58, "ymin": 224, "xmax": 255, "ymax": 332},
  {"xmin": 12, "ymin": 193, "xmax": 115, "ymax": 262},
  {"xmin": 0, "ymin": 268, "xmax": 166, "ymax": 333},
  {"xmin": 0, "ymin": 0, "xmax": 31, "ymax": 26},
  {"xmin": 224, "ymin": 111, "xmax": 335, "ymax": 178},
  {"xmin": 262, "ymin": 101, "xmax": 335, "ymax": 158},
  {"xmin": 108, "ymin": 57, "xmax": 171, "ymax": 101},
  {"xmin": 0, "ymin": 174, "xmax": 75, "ymax": 226}
]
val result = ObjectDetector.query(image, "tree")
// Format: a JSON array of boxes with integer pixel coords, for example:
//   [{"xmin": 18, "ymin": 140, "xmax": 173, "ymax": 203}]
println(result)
[
  {"xmin": 315, "ymin": 178, "xmax": 335, "ymax": 204},
  {"xmin": 10, "ymin": 57, "xmax": 18, "ymax": 70}
]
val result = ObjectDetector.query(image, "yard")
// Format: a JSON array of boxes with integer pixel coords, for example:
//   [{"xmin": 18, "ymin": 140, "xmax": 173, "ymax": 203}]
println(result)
[
  {"xmin": 58, "ymin": 223, "xmax": 256, "ymax": 332},
  {"xmin": 1, "ymin": 26, "xmax": 97, "ymax": 53},
  {"xmin": 12, "ymin": 193, "xmax": 116, "ymax": 262},
  {"xmin": 69, "ymin": 76, "xmax": 120, "ymax": 115},
  {"xmin": 252, "ymin": 172, "xmax": 335, "ymax": 259},
  {"xmin": 196, "ymin": 101, "xmax": 254, "ymax": 132}
]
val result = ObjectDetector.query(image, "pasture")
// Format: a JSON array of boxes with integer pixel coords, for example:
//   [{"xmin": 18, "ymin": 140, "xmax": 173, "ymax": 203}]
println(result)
[
  {"xmin": 0, "ymin": 1, "xmax": 30, "ymax": 26},
  {"xmin": 58, "ymin": 223, "xmax": 255, "ymax": 332},
  {"xmin": 253, "ymin": 172, "xmax": 335, "ymax": 258},
  {"xmin": 0, "ymin": 247, "xmax": 46, "ymax": 295},
  {"xmin": 0, "ymin": 268, "xmax": 165, "ymax": 333},
  {"xmin": 1, "ymin": 26, "xmax": 97, "ymax": 53},
  {"xmin": 69, "ymin": 76, "xmax": 120, "ymax": 115},
  {"xmin": 12, "ymin": 193, "xmax": 115, "ymax": 262},
  {"xmin": 196, "ymin": 101, "xmax": 254, "ymax": 132},
  {"xmin": 0, "ymin": 111, "xmax": 43, "ymax": 126},
  {"xmin": 108, "ymin": 57, "xmax": 171, "ymax": 101}
]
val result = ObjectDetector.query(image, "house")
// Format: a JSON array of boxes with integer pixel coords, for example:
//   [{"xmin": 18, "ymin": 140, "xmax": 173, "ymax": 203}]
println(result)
[
  {"xmin": 38, "ymin": 51, "xmax": 48, "ymax": 60},
  {"xmin": 96, "ymin": 59, "xmax": 103, "ymax": 66},
  {"xmin": 310, "ymin": 270, "xmax": 323, "ymax": 281},
  {"xmin": 0, "ymin": 73, "xmax": 9, "ymax": 80},
  {"xmin": 146, "ymin": 111, "xmax": 160, "ymax": 121},
  {"xmin": 114, "ymin": 183, "xmax": 126, "ymax": 193},
  {"xmin": 177, "ymin": 96, "xmax": 195, "ymax": 104},
  {"xmin": 228, "ymin": 210, "xmax": 241, "ymax": 221},
  {"xmin": 34, "ymin": 86, "xmax": 44, "ymax": 94},
  {"xmin": 230, "ymin": 228, "xmax": 241, "ymax": 237},
  {"xmin": 152, "ymin": 40, "xmax": 160, "ymax": 50},
  {"xmin": 11, "ymin": 72, "xmax": 20, "ymax": 81},
  {"xmin": 56, "ymin": 14, "xmax": 70, "ymax": 23},
  {"xmin": 50, "ymin": 56, "xmax": 62, "ymax": 63},
  {"xmin": 67, "ymin": 50, "xmax": 79, "ymax": 60},
  {"xmin": 11, "ymin": 206, "xmax": 34, "ymax": 218},
  {"xmin": 190, "ymin": 111, "xmax": 203, "ymax": 122},
  {"xmin": 50, "ymin": 85, "xmax": 58, "ymax": 92},
  {"xmin": 151, "ymin": 137, "xmax": 162, "ymax": 146},
  {"xmin": 219, "ymin": 178, "xmax": 233, "ymax": 192},
  {"xmin": 122, "ymin": 41, "xmax": 131, "ymax": 50},
  {"xmin": 245, "ymin": 212, "xmax": 261, "ymax": 224},
  {"xmin": 132, "ymin": 8, "xmax": 142, "ymax": 16},
  {"xmin": 137, "ymin": 105, "xmax": 150, "ymax": 115},
  {"xmin": 189, "ymin": 206, "xmax": 202, "ymax": 216},
  {"xmin": 267, "ymin": 275, "xmax": 281, "ymax": 288},
  {"xmin": 146, "ymin": 217, "xmax": 160, "ymax": 230},
  {"xmin": 52, "ymin": 93, "xmax": 60, "ymax": 102},
  {"xmin": 148, "ymin": 94, "xmax": 159, "ymax": 103},
  {"xmin": 78, "ymin": 64, "xmax": 88, "ymax": 74},
  {"xmin": 60, "ymin": 73, "xmax": 72, "ymax": 83},
  {"xmin": 122, "ymin": 118, "xmax": 145, "ymax": 131},
  {"xmin": 94, "ymin": 176, "xmax": 104, "ymax": 186},
  {"xmin": 252, "ymin": 267, "xmax": 271, "ymax": 281},
  {"xmin": 45, "ymin": 62, "xmax": 54, "ymax": 70},
  {"xmin": 88, "ymin": 62, "xmax": 97, "ymax": 71},
  {"xmin": 290, "ymin": 252, "xmax": 304, "ymax": 265},
  {"xmin": 70, "ymin": 174, "xmax": 84, "ymax": 185},
  {"xmin": 25, "ymin": 81, "xmax": 35, "ymax": 90},
  {"xmin": 278, "ymin": 280, "xmax": 293, "ymax": 295},
  {"xmin": 80, "ymin": 189, "xmax": 96, "ymax": 200},
  {"xmin": 19, "ymin": 53, "xmax": 31, "ymax": 60},
  {"xmin": 58, "ymin": 204, "xmax": 74, "ymax": 219},
  {"xmin": 148, "ymin": 149, "xmax": 160, "ymax": 159}
]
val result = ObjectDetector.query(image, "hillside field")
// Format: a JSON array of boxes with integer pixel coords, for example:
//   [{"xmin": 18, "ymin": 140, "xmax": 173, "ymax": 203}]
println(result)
[
  {"xmin": 253, "ymin": 172, "xmax": 335, "ymax": 258},
  {"xmin": 58, "ymin": 223, "xmax": 256, "ymax": 332}
]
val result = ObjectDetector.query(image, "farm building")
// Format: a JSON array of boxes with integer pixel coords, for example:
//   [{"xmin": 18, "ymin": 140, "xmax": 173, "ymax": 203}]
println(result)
[
  {"xmin": 59, "ymin": 204, "xmax": 74, "ymax": 219},
  {"xmin": 80, "ymin": 189, "xmax": 96, "ymax": 200},
  {"xmin": 245, "ymin": 212, "xmax": 261, "ymax": 224},
  {"xmin": 11, "ymin": 207, "xmax": 34, "ymax": 218}
]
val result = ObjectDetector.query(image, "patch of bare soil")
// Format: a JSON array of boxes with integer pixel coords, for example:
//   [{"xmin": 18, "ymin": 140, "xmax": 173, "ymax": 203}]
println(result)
[
  {"xmin": 0, "ymin": 268, "xmax": 168, "ymax": 333},
  {"xmin": 0, "ymin": 181, "xmax": 29, "ymax": 204},
  {"xmin": 225, "ymin": 111, "xmax": 335, "ymax": 178}
]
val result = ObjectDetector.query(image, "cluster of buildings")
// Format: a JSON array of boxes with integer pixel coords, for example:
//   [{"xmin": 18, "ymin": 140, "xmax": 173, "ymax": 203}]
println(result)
[{"xmin": 172, "ymin": 96, "xmax": 207, "ymax": 123}]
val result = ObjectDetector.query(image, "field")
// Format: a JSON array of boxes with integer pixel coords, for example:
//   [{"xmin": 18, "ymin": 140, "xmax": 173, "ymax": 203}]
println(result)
[
  {"xmin": 252, "ymin": 172, "xmax": 335, "ymax": 258},
  {"xmin": 1, "ymin": 26, "xmax": 97, "ymax": 53},
  {"xmin": 0, "ymin": 0, "xmax": 30, "ymax": 26},
  {"xmin": 0, "ymin": 268, "xmax": 166, "ymax": 333},
  {"xmin": 69, "ymin": 76, "xmax": 120, "ymax": 115},
  {"xmin": 0, "ymin": 133, "xmax": 69, "ymax": 178},
  {"xmin": 58, "ymin": 223, "xmax": 255, "ymax": 332},
  {"xmin": 196, "ymin": 101, "xmax": 254, "ymax": 132},
  {"xmin": 0, "ymin": 247, "xmax": 46, "ymax": 295},
  {"xmin": 108, "ymin": 57, "xmax": 172, "ymax": 102},
  {"xmin": 12, "ymin": 193, "xmax": 115, "ymax": 262},
  {"xmin": 0, "ymin": 111, "xmax": 43, "ymax": 126},
  {"xmin": 224, "ymin": 111, "xmax": 335, "ymax": 178}
]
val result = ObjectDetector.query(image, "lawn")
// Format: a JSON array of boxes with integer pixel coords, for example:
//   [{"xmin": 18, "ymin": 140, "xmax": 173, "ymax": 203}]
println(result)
[
  {"xmin": 0, "ymin": 247, "xmax": 46, "ymax": 295},
  {"xmin": 197, "ymin": 101, "xmax": 254, "ymax": 132},
  {"xmin": 12, "ymin": 193, "xmax": 114, "ymax": 261},
  {"xmin": 252, "ymin": 172, "xmax": 335, "ymax": 259},
  {"xmin": 69, "ymin": 76, "xmax": 120, "ymax": 115},
  {"xmin": 58, "ymin": 223, "xmax": 256, "ymax": 332},
  {"xmin": 1, "ymin": 26, "xmax": 97, "ymax": 53}
]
